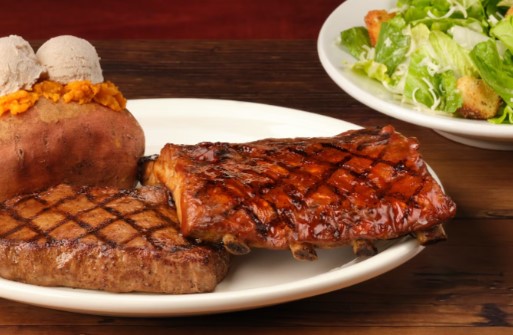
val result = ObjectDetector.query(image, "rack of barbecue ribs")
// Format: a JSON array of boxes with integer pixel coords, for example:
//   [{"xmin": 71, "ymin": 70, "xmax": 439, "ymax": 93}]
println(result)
[{"xmin": 142, "ymin": 125, "xmax": 456, "ymax": 261}]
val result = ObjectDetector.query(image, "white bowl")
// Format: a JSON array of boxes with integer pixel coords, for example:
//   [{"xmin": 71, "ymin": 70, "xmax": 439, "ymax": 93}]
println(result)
[{"xmin": 317, "ymin": 0, "xmax": 513, "ymax": 150}]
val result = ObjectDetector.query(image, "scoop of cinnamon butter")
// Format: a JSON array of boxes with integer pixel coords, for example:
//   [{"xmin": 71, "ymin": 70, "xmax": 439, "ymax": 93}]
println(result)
[{"xmin": 0, "ymin": 35, "xmax": 44, "ymax": 96}]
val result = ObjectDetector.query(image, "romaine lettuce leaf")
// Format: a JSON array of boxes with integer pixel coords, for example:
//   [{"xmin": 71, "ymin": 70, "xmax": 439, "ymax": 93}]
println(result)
[
  {"xmin": 489, "ymin": 105, "xmax": 513, "ymax": 123},
  {"xmin": 438, "ymin": 70, "xmax": 463, "ymax": 113},
  {"xmin": 404, "ymin": 50, "xmax": 439, "ymax": 108},
  {"xmin": 449, "ymin": 25, "xmax": 489, "ymax": 50},
  {"xmin": 502, "ymin": 49, "xmax": 513, "ymax": 74},
  {"xmin": 497, "ymin": 0, "xmax": 513, "ymax": 8},
  {"xmin": 340, "ymin": 27, "xmax": 371, "ymax": 59},
  {"xmin": 352, "ymin": 59, "xmax": 391, "ymax": 84},
  {"xmin": 491, "ymin": 16, "xmax": 513, "ymax": 53},
  {"xmin": 430, "ymin": 30, "xmax": 479, "ymax": 76},
  {"xmin": 410, "ymin": 23, "xmax": 432, "ymax": 48},
  {"xmin": 404, "ymin": 49, "xmax": 462, "ymax": 113},
  {"xmin": 470, "ymin": 39, "xmax": 513, "ymax": 105},
  {"xmin": 398, "ymin": 0, "xmax": 486, "ymax": 22},
  {"xmin": 375, "ymin": 16, "xmax": 411, "ymax": 75}
]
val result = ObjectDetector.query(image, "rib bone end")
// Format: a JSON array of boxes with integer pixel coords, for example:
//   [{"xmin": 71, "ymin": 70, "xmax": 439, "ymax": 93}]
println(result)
[
  {"xmin": 222, "ymin": 234, "xmax": 251, "ymax": 255},
  {"xmin": 415, "ymin": 224, "xmax": 447, "ymax": 245},
  {"xmin": 352, "ymin": 239, "xmax": 378, "ymax": 257},
  {"xmin": 289, "ymin": 242, "xmax": 318, "ymax": 261}
]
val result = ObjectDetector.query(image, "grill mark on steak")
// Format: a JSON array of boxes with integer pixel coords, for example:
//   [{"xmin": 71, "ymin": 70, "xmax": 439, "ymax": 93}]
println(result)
[
  {"xmin": 1, "ymin": 186, "xmax": 193, "ymax": 251},
  {"xmin": 0, "ymin": 184, "xmax": 230, "ymax": 293},
  {"xmin": 0, "ymin": 201, "xmax": 51, "ymax": 242}
]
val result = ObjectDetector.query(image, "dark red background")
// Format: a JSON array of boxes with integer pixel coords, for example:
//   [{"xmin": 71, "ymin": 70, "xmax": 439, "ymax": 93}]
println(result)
[{"xmin": 1, "ymin": 0, "xmax": 342, "ymax": 40}]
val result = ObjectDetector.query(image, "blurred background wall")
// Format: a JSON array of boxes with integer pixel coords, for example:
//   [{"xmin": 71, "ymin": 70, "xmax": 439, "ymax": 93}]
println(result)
[{"xmin": 0, "ymin": 0, "xmax": 343, "ymax": 39}]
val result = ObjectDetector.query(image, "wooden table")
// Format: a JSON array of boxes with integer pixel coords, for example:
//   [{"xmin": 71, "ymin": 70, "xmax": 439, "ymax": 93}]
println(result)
[{"xmin": 3, "ymin": 40, "xmax": 513, "ymax": 334}]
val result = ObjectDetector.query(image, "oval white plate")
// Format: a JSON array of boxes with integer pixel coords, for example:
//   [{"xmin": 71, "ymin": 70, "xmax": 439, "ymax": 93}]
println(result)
[
  {"xmin": 318, "ymin": 0, "xmax": 513, "ymax": 150},
  {"xmin": 0, "ymin": 98, "xmax": 426, "ymax": 317}
]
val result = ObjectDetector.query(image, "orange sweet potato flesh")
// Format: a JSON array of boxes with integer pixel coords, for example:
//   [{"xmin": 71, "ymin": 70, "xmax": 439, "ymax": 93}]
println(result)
[
  {"xmin": 0, "ymin": 80, "xmax": 127, "ymax": 117},
  {"xmin": 0, "ymin": 98, "xmax": 145, "ymax": 201}
]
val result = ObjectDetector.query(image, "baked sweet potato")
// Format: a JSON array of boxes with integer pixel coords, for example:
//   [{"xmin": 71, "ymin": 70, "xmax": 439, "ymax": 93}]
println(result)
[{"xmin": 0, "ymin": 97, "xmax": 145, "ymax": 201}]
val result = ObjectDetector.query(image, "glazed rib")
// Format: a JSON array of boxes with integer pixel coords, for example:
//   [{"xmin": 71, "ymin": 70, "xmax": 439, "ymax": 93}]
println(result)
[
  {"xmin": 0, "ymin": 184, "xmax": 230, "ymax": 293},
  {"xmin": 147, "ymin": 125, "xmax": 456, "ymax": 260}
]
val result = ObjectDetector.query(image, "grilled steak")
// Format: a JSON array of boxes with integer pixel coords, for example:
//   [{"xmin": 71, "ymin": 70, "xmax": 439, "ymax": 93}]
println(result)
[
  {"xmin": 0, "ymin": 184, "xmax": 230, "ymax": 293},
  {"xmin": 145, "ymin": 125, "xmax": 456, "ymax": 260}
]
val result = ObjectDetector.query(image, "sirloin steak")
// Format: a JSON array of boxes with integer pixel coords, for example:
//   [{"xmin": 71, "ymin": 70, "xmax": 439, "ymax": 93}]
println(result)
[
  {"xmin": 0, "ymin": 184, "xmax": 230, "ymax": 293},
  {"xmin": 144, "ymin": 125, "xmax": 456, "ymax": 260}
]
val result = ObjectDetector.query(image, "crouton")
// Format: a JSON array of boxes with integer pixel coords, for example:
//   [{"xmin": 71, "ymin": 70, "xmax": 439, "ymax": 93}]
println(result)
[
  {"xmin": 506, "ymin": 6, "xmax": 513, "ymax": 17},
  {"xmin": 364, "ymin": 10, "xmax": 396, "ymax": 47},
  {"xmin": 456, "ymin": 76, "xmax": 502, "ymax": 119}
]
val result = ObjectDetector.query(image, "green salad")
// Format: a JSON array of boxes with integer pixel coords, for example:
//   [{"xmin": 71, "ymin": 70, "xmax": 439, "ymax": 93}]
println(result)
[{"xmin": 340, "ymin": 0, "xmax": 513, "ymax": 124}]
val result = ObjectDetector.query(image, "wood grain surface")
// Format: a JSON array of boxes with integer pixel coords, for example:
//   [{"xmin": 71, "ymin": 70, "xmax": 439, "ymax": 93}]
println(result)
[{"xmin": 1, "ymin": 38, "xmax": 513, "ymax": 334}]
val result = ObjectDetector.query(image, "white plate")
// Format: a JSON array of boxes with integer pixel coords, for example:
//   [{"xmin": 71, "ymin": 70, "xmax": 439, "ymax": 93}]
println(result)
[
  {"xmin": 318, "ymin": 0, "xmax": 513, "ymax": 150},
  {"xmin": 0, "ymin": 98, "xmax": 425, "ymax": 317}
]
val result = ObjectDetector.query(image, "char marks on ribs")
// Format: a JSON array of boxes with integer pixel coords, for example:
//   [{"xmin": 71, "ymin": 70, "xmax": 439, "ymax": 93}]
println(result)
[{"xmin": 146, "ymin": 125, "xmax": 456, "ymax": 260}]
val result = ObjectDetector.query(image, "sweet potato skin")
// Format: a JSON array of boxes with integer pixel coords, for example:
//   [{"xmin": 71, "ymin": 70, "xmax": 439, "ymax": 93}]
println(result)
[{"xmin": 0, "ymin": 98, "xmax": 145, "ymax": 201}]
